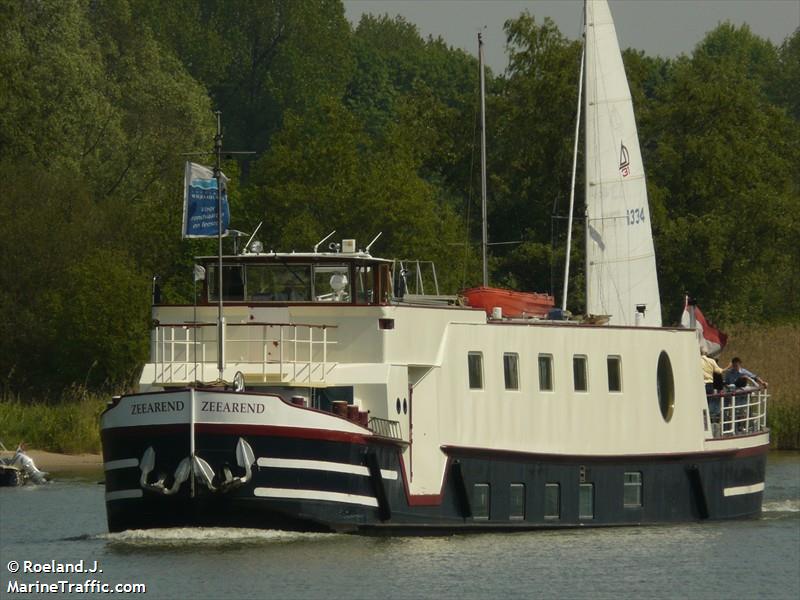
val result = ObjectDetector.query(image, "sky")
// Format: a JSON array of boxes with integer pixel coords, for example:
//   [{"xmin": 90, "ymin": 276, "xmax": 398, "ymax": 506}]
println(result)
[{"xmin": 343, "ymin": 0, "xmax": 800, "ymax": 73}]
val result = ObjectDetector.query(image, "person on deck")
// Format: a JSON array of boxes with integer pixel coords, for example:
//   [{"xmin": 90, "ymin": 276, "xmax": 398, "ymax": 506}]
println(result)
[
  {"xmin": 700, "ymin": 349, "xmax": 723, "ymax": 395},
  {"xmin": 723, "ymin": 357, "xmax": 768, "ymax": 389}
]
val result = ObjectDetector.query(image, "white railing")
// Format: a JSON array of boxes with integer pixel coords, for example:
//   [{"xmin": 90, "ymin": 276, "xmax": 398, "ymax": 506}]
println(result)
[
  {"xmin": 707, "ymin": 388, "xmax": 768, "ymax": 438},
  {"xmin": 152, "ymin": 322, "xmax": 336, "ymax": 385}
]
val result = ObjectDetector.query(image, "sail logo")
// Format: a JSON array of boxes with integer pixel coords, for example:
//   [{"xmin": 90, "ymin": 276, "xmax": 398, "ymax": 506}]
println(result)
[{"xmin": 619, "ymin": 142, "xmax": 630, "ymax": 177}]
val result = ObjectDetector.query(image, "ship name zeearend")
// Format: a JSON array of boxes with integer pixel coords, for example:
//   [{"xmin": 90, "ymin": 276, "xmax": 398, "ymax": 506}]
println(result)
[
  {"xmin": 130, "ymin": 400, "xmax": 184, "ymax": 415},
  {"xmin": 201, "ymin": 400, "xmax": 265, "ymax": 414}
]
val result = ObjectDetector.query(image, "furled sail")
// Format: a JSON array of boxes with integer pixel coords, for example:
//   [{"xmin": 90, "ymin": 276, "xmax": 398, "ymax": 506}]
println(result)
[{"xmin": 584, "ymin": 0, "xmax": 661, "ymax": 326}]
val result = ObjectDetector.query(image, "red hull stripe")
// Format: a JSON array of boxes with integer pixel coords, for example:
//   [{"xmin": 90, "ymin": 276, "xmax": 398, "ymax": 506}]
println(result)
[
  {"xmin": 102, "ymin": 422, "xmax": 403, "ymax": 448},
  {"xmin": 440, "ymin": 442, "xmax": 770, "ymax": 463}
]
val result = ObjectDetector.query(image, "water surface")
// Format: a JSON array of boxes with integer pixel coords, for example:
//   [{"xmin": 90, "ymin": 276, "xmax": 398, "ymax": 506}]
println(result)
[{"xmin": 2, "ymin": 453, "xmax": 798, "ymax": 599}]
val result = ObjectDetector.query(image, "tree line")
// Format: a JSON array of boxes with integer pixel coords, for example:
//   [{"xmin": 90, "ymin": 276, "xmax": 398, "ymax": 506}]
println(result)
[{"xmin": 1, "ymin": 0, "xmax": 797, "ymax": 398}]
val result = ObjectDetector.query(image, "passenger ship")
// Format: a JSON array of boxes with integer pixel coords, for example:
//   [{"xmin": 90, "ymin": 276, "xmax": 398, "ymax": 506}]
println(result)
[{"xmin": 101, "ymin": 1, "xmax": 768, "ymax": 533}]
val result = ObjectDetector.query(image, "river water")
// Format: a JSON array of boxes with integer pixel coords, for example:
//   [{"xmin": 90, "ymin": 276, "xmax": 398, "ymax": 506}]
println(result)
[{"xmin": 1, "ymin": 453, "xmax": 798, "ymax": 599}]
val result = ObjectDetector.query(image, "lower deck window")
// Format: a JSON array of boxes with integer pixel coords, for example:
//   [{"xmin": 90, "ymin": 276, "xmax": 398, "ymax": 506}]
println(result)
[
  {"xmin": 510, "ymin": 483, "xmax": 525, "ymax": 520},
  {"xmin": 579, "ymin": 483, "xmax": 594, "ymax": 519},
  {"xmin": 473, "ymin": 483, "xmax": 490, "ymax": 519},
  {"xmin": 624, "ymin": 472, "xmax": 643, "ymax": 507},
  {"xmin": 544, "ymin": 483, "xmax": 560, "ymax": 519}
]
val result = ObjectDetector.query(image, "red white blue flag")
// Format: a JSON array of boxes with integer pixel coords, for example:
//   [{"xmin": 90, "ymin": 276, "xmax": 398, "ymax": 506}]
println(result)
[{"xmin": 681, "ymin": 296, "xmax": 727, "ymax": 357}]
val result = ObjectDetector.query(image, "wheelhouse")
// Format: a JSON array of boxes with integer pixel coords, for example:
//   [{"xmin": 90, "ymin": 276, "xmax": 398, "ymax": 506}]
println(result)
[{"xmin": 193, "ymin": 252, "xmax": 394, "ymax": 306}]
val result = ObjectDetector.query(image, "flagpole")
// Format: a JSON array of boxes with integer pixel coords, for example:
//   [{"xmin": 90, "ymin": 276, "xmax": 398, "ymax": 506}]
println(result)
[{"xmin": 214, "ymin": 111, "xmax": 224, "ymax": 382}]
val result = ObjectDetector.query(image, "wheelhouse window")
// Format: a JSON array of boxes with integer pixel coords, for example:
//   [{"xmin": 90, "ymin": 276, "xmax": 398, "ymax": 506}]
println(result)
[
  {"xmin": 624, "ymin": 472, "xmax": 643, "ymax": 507},
  {"xmin": 355, "ymin": 265, "xmax": 375, "ymax": 304},
  {"xmin": 207, "ymin": 265, "xmax": 245, "ymax": 301},
  {"xmin": 510, "ymin": 483, "xmax": 525, "ymax": 520},
  {"xmin": 504, "ymin": 353, "xmax": 520, "ymax": 390},
  {"xmin": 468, "ymin": 352, "xmax": 484, "ymax": 390},
  {"xmin": 607, "ymin": 356, "xmax": 622, "ymax": 392},
  {"xmin": 473, "ymin": 483, "xmax": 490, "ymax": 519},
  {"xmin": 313, "ymin": 264, "xmax": 350, "ymax": 302},
  {"xmin": 245, "ymin": 264, "xmax": 311, "ymax": 302},
  {"xmin": 538, "ymin": 354, "xmax": 554, "ymax": 391},
  {"xmin": 579, "ymin": 483, "xmax": 594, "ymax": 519},
  {"xmin": 573, "ymin": 355, "xmax": 588, "ymax": 392},
  {"xmin": 544, "ymin": 483, "xmax": 560, "ymax": 519}
]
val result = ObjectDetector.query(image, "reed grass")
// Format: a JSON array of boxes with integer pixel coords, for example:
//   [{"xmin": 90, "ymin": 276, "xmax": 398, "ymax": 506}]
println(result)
[
  {"xmin": 0, "ymin": 387, "xmax": 106, "ymax": 454},
  {"xmin": 718, "ymin": 323, "xmax": 800, "ymax": 449}
]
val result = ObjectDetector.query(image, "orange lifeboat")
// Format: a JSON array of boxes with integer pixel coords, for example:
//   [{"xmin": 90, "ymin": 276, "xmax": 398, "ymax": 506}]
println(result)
[{"xmin": 461, "ymin": 286, "xmax": 555, "ymax": 318}]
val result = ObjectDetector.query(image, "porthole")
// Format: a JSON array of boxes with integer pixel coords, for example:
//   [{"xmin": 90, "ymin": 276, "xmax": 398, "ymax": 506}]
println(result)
[
  {"xmin": 657, "ymin": 351, "xmax": 675, "ymax": 422},
  {"xmin": 396, "ymin": 398, "xmax": 401, "ymax": 414},
  {"xmin": 403, "ymin": 398, "xmax": 408, "ymax": 414}
]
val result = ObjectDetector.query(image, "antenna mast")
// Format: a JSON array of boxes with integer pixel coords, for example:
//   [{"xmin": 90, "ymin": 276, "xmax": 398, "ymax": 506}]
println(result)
[
  {"xmin": 479, "ymin": 31, "xmax": 489, "ymax": 287},
  {"xmin": 213, "ymin": 112, "xmax": 225, "ymax": 381}
]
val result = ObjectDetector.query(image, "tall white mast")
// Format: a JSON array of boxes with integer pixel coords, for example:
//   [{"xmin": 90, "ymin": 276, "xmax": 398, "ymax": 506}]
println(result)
[
  {"xmin": 561, "ymin": 35, "xmax": 586, "ymax": 312},
  {"xmin": 479, "ymin": 32, "xmax": 489, "ymax": 287}
]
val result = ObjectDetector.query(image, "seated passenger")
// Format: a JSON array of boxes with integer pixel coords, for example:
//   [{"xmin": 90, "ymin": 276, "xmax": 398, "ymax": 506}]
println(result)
[{"xmin": 723, "ymin": 357, "xmax": 767, "ymax": 389}]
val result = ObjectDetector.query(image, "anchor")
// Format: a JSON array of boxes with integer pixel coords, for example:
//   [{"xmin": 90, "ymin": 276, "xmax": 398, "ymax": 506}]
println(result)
[
  {"xmin": 139, "ymin": 447, "xmax": 191, "ymax": 495},
  {"xmin": 139, "ymin": 438, "xmax": 255, "ymax": 495}
]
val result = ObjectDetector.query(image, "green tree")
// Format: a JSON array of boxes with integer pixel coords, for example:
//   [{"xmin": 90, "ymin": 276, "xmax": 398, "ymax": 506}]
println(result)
[{"xmin": 648, "ymin": 24, "xmax": 800, "ymax": 323}]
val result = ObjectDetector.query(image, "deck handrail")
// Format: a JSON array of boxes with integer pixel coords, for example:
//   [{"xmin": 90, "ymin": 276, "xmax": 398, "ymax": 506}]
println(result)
[
  {"xmin": 151, "ymin": 322, "xmax": 336, "ymax": 385},
  {"xmin": 706, "ymin": 386, "xmax": 768, "ymax": 438}
]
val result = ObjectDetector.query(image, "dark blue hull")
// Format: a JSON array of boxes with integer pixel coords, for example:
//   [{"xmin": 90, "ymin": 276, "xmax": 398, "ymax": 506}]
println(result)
[{"xmin": 102, "ymin": 426, "xmax": 767, "ymax": 534}]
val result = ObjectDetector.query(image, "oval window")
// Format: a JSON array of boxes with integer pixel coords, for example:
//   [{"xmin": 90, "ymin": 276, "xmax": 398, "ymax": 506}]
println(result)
[{"xmin": 657, "ymin": 351, "xmax": 675, "ymax": 422}]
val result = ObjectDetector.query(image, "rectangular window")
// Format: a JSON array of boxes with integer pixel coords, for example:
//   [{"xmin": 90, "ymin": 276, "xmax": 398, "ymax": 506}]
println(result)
[
  {"xmin": 579, "ymin": 483, "xmax": 594, "ymax": 519},
  {"xmin": 504, "ymin": 353, "xmax": 520, "ymax": 390},
  {"xmin": 468, "ymin": 352, "xmax": 484, "ymax": 390},
  {"xmin": 607, "ymin": 356, "xmax": 622, "ymax": 392},
  {"xmin": 313, "ymin": 264, "xmax": 350, "ymax": 302},
  {"xmin": 243, "ymin": 264, "xmax": 311, "ymax": 302},
  {"xmin": 624, "ymin": 472, "xmax": 643, "ymax": 507},
  {"xmin": 544, "ymin": 483, "xmax": 560, "ymax": 519},
  {"xmin": 207, "ymin": 265, "xmax": 245, "ymax": 301},
  {"xmin": 573, "ymin": 355, "xmax": 588, "ymax": 392},
  {"xmin": 538, "ymin": 354, "xmax": 554, "ymax": 391},
  {"xmin": 509, "ymin": 483, "xmax": 525, "ymax": 520},
  {"xmin": 473, "ymin": 483, "xmax": 490, "ymax": 519}
]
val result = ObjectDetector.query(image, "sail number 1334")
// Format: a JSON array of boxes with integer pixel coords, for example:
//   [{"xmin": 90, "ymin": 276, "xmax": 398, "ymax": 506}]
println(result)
[{"xmin": 627, "ymin": 207, "xmax": 646, "ymax": 225}]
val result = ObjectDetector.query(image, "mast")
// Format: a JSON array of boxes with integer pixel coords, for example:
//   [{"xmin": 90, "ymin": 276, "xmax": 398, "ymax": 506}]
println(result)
[
  {"xmin": 213, "ymin": 111, "xmax": 224, "ymax": 381},
  {"xmin": 561, "ymin": 31, "xmax": 586, "ymax": 312},
  {"xmin": 479, "ymin": 32, "xmax": 489, "ymax": 287}
]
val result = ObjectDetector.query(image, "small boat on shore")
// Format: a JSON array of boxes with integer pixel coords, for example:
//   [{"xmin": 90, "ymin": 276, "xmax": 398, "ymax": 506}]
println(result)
[
  {"xmin": 0, "ymin": 445, "xmax": 49, "ymax": 487},
  {"xmin": 100, "ymin": 0, "xmax": 768, "ymax": 534}
]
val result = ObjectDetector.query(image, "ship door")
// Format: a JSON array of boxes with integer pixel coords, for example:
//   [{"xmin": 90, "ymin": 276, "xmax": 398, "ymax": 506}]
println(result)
[{"xmin": 408, "ymin": 383, "xmax": 413, "ymax": 481}]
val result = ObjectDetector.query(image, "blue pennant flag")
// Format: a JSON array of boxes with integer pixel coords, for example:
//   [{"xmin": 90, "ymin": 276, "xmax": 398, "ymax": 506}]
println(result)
[{"xmin": 182, "ymin": 162, "xmax": 230, "ymax": 238}]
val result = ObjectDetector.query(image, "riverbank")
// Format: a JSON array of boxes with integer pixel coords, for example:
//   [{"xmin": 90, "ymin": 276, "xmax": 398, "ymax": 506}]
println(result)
[{"xmin": 0, "ymin": 393, "xmax": 105, "ymax": 454}]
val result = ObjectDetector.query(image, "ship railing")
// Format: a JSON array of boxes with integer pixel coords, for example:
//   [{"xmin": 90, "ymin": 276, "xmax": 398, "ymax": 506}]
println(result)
[
  {"xmin": 706, "ymin": 387, "xmax": 768, "ymax": 438},
  {"xmin": 368, "ymin": 417, "xmax": 403, "ymax": 440},
  {"xmin": 152, "ymin": 322, "xmax": 337, "ymax": 385}
]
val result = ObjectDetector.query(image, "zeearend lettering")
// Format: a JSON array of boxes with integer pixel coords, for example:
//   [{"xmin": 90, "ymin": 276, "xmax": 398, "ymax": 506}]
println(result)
[
  {"xmin": 200, "ymin": 400, "xmax": 265, "ymax": 414},
  {"xmin": 130, "ymin": 400, "xmax": 184, "ymax": 415}
]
